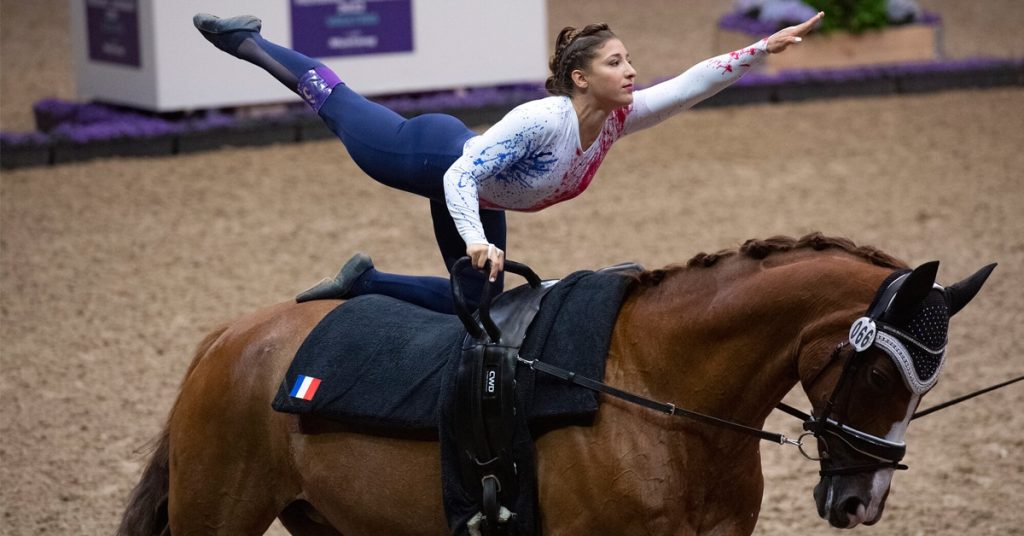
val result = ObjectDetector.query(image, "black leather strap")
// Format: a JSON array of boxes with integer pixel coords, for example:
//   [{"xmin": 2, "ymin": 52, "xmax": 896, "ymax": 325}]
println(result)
[
  {"xmin": 776, "ymin": 402, "xmax": 811, "ymax": 421},
  {"xmin": 528, "ymin": 359, "xmax": 793, "ymax": 445}
]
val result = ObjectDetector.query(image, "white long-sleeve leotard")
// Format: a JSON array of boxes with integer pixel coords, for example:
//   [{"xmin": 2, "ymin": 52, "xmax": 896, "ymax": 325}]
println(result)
[{"xmin": 444, "ymin": 40, "xmax": 768, "ymax": 245}]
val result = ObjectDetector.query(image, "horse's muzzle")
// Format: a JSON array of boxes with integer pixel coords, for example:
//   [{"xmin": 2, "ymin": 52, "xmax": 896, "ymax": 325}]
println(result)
[{"xmin": 814, "ymin": 476, "xmax": 887, "ymax": 528}]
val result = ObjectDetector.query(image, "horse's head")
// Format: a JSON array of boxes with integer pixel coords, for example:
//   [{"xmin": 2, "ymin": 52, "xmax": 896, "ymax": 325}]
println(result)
[{"xmin": 799, "ymin": 261, "xmax": 996, "ymax": 528}]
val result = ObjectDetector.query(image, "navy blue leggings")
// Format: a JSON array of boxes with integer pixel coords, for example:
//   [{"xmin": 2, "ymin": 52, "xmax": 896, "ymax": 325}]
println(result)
[{"xmin": 230, "ymin": 33, "xmax": 505, "ymax": 313}]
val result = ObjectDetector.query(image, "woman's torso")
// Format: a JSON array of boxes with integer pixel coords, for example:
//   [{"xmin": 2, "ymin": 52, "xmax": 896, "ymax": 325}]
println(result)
[{"xmin": 464, "ymin": 96, "xmax": 631, "ymax": 212}]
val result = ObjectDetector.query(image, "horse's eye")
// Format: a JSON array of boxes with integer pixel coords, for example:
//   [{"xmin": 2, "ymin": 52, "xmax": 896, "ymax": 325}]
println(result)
[{"xmin": 867, "ymin": 367, "xmax": 892, "ymax": 391}]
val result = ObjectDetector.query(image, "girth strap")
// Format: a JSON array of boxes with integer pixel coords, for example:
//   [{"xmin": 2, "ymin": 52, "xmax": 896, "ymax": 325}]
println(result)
[
  {"xmin": 451, "ymin": 259, "xmax": 551, "ymax": 535},
  {"xmin": 454, "ymin": 340, "xmax": 523, "ymax": 534}
]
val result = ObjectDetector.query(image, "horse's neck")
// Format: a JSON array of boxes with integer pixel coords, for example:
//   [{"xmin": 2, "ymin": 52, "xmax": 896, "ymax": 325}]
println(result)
[{"xmin": 608, "ymin": 254, "xmax": 886, "ymax": 432}]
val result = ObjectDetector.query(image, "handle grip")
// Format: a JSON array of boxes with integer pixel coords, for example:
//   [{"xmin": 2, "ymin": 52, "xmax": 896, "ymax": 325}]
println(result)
[{"xmin": 450, "ymin": 257, "xmax": 541, "ymax": 342}]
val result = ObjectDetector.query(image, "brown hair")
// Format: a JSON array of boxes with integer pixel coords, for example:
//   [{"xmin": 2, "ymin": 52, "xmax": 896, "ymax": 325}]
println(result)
[{"xmin": 545, "ymin": 24, "xmax": 617, "ymax": 97}]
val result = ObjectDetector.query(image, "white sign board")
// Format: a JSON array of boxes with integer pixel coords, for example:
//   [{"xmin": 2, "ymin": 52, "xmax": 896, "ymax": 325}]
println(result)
[{"xmin": 69, "ymin": 0, "xmax": 548, "ymax": 112}]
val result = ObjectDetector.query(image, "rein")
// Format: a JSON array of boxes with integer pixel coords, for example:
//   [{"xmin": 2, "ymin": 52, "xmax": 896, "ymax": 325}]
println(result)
[
  {"xmin": 455, "ymin": 259, "xmax": 1017, "ymax": 475},
  {"xmin": 911, "ymin": 373, "xmax": 1024, "ymax": 420},
  {"xmin": 519, "ymin": 356, "xmax": 801, "ymax": 446},
  {"xmin": 519, "ymin": 349, "xmax": 1023, "ymax": 467}
]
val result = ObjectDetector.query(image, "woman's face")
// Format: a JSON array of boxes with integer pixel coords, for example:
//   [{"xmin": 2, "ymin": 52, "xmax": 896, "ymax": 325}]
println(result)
[{"xmin": 575, "ymin": 38, "xmax": 637, "ymax": 108}]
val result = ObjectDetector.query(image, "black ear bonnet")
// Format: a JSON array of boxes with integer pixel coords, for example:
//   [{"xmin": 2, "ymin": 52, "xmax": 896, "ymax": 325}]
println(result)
[{"xmin": 851, "ymin": 268, "xmax": 949, "ymax": 394}]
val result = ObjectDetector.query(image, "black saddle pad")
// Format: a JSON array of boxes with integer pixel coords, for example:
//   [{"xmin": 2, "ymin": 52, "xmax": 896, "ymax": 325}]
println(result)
[
  {"xmin": 271, "ymin": 295, "xmax": 463, "ymax": 430},
  {"xmin": 272, "ymin": 269, "xmax": 634, "ymax": 432},
  {"xmin": 272, "ymin": 270, "xmax": 634, "ymax": 535}
]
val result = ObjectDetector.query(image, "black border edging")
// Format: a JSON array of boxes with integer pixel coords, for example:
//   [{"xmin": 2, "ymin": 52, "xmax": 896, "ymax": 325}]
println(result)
[
  {"xmin": 0, "ymin": 140, "xmax": 53, "ymax": 169},
  {"xmin": 2, "ymin": 59, "xmax": 1022, "ymax": 171},
  {"xmin": 51, "ymin": 135, "xmax": 176, "ymax": 165},
  {"xmin": 176, "ymin": 119, "xmax": 301, "ymax": 154}
]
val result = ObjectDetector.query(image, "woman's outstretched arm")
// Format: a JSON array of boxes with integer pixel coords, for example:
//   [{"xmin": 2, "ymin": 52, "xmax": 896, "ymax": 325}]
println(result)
[{"xmin": 624, "ymin": 11, "xmax": 825, "ymax": 134}]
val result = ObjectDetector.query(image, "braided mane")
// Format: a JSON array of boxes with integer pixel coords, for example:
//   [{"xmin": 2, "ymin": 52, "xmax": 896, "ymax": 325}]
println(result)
[{"xmin": 637, "ymin": 232, "xmax": 907, "ymax": 286}]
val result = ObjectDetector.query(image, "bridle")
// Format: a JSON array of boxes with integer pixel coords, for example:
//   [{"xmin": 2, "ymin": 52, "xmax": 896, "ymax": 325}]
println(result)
[
  {"xmin": 464, "ymin": 260, "xmax": 1021, "ymax": 476},
  {"xmin": 789, "ymin": 342, "xmax": 910, "ymax": 476},
  {"xmin": 523, "ymin": 283, "xmax": 1023, "ymax": 475},
  {"xmin": 786, "ymin": 272, "xmax": 945, "ymax": 475},
  {"xmin": 526, "ymin": 331, "xmax": 1022, "ymax": 475}
]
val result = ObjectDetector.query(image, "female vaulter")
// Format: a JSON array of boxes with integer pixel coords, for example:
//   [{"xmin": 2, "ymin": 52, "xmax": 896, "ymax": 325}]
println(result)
[{"xmin": 193, "ymin": 11, "xmax": 824, "ymax": 313}]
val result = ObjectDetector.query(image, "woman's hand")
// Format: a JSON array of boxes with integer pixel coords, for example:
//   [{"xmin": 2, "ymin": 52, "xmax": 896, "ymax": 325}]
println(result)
[
  {"xmin": 766, "ymin": 11, "xmax": 825, "ymax": 54},
  {"xmin": 467, "ymin": 243, "xmax": 504, "ymax": 282}
]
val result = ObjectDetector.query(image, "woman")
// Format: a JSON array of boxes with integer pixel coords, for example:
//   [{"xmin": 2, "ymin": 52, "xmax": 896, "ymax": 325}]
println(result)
[{"xmin": 193, "ymin": 11, "xmax": 824, "ymax": 313}]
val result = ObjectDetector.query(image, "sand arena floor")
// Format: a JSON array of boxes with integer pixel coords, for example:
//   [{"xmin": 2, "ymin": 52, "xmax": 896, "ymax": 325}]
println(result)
[{"xmin": 2, "ymin": 1, "xmax": 1023, "ymax": 534}]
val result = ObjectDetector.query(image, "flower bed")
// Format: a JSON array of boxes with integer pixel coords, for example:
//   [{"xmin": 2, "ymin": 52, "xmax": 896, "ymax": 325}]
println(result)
[
  {"xmin": 718, "ymin": 0, "xmax": 942, "ymax": 73},
  {"xmin": 1, "ymin": 85, "xmax": 546, "ymax": 169},
  {"xmin": 1, "ymin": 59, "xmax": 1021, "ymax": 170}
]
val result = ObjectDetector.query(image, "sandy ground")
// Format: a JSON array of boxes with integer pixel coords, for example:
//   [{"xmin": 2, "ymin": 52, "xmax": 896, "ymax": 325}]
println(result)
[{"xmin": 2, "ymin": 1, "xmax": 1023, "ymax": 535}]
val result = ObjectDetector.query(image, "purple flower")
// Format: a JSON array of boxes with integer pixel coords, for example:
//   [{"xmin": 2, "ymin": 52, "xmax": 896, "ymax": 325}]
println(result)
[
  {"xmin": 187, "ymin": 111, "xmax": 237, "ymax": 131},
  {"xmin": 758, "ymin": 0, "xmax": 818, "ymax": 29},
  {"xmin": 721, "ymin": 1, "xmax": 940, "ymax": 35},
  {"xmin": 733, "ymin": 0, "xmax": 771, "ymax": 17},
  {"xmin": 721, "ymin": 0, "xmax": 816, "ymax": 34},
  {"xmin": 51, "ymin": 117, "xmax": 182, "ymax": 144},
  {"xmin": 887, "ymin": 0, "xmax": 922, "ymax": 25},
  {"xmin": 0, "ymin": 131, "xmax": 50, "ymax": 147},
  {"xmin": 372, "ymin": 84, "xmax": 545, "ymax": 116},
  {"xmin": 719, "ymin": 10, "xmax": 779, "ymax": 35}
]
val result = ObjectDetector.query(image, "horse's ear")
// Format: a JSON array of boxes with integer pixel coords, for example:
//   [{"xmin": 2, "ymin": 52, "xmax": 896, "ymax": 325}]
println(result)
[
  {"xmin": 946, "ymin": 263, "xmax": 997, "ymax": 316},
  {"xmin": 887, "ymin": 261, "xmax": 940, "ymax": 318}
]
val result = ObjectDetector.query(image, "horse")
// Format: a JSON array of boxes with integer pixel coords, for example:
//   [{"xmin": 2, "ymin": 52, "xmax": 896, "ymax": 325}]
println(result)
[{"xmin": 117, "ymin": 233, "xmax": 994, "ymax": 535}]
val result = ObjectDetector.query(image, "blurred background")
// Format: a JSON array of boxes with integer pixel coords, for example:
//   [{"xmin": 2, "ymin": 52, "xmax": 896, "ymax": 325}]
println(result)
[{"xmin": 2, "ymin": 1, "xmax": 1022, "ymax": 534}]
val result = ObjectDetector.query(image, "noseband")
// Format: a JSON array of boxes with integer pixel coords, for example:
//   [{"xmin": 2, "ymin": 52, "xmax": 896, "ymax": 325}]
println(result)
[{"xmin": 798, "ymin": 342, "xmax": 909, "ymax": 476}]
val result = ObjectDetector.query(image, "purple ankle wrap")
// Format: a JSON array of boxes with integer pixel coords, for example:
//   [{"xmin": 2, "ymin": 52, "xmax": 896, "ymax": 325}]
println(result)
[{"xmin": 298, "ymin": 67, "xmax": 342, "ymax": 112}]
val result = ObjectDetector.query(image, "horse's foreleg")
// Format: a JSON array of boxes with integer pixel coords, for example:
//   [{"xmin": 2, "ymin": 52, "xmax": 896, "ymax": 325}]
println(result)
[
  {"xmin": 167, "ymin": 317, "xmax": 305, "ymax": 534},
  {"xmin": 167, "ymin": 399, "xmax": 298, "ymax": 534},
  {"xmin": 291, "ymin": 432, "xmax": 449, "ymax": 535}
]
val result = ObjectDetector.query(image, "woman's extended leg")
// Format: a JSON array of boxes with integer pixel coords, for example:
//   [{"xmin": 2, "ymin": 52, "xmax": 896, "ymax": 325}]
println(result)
[
  {"xmin": 193, "ymin": 14, "xmax": 473, "ymax": 197},
  {"xmin": 297, "ymin": 207, "xmax": 506, "ymax": 314}
]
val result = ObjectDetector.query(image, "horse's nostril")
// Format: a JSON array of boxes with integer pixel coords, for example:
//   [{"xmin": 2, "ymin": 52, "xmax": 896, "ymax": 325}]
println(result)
[{"xmin": 841, "ymin": 497, "xmax": 863, "ymax": 516}]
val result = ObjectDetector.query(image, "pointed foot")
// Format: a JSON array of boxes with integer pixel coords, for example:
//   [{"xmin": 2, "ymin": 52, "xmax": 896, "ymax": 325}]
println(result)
[
  {"xmin": 296, "ymin": 253, "xmax": 375, "ymax": 303},
  {"xmin": 193, "ymin": 13, "xmax": 262, "ymax": 53}
]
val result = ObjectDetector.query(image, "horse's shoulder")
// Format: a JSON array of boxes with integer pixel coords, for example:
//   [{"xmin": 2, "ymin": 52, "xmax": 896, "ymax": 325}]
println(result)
[
  {"xmin": 219, "ymin": 300, "xmax": 340, "ymax": 360},
  {"xmin": 239, "ymin": 299, "xmax": 335, "ymax": 328}
]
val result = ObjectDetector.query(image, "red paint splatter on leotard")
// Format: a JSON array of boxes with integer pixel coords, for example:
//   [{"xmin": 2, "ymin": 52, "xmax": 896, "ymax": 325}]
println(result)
[
  {"xmin": 714, "ymin": 45, "xmax": 761, "ymax": 76},
  {"xmin": 533, "ymin": 107, "xmax": 631, "ymax": 208}
]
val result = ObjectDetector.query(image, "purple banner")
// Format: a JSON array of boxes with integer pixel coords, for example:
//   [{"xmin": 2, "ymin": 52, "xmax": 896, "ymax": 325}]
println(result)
[
  {"xmin": 291, "ymin": 0, "xmax": 413, "ymax": 58},
  {"xmin": 86, "ymin": 0, "xmax": 140, "ymax": 68}
]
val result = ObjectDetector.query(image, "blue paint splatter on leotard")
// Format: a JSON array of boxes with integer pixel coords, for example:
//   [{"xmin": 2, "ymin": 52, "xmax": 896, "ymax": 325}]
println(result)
[{"xmin": 457, "ymin": 123, "xmax": 558, "ymax": 190}]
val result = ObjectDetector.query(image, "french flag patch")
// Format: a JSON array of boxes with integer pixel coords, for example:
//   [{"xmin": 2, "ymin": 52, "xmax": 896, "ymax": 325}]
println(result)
[{"xmin": 289, "ymin": 375, "xmax": 322, "ymax": 401}]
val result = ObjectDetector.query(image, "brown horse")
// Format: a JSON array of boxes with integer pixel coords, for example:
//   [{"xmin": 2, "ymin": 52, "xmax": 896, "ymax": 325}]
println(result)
[{"xmin": 117, "ymin": 233, "xmax": 994, "ymax": 535}]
